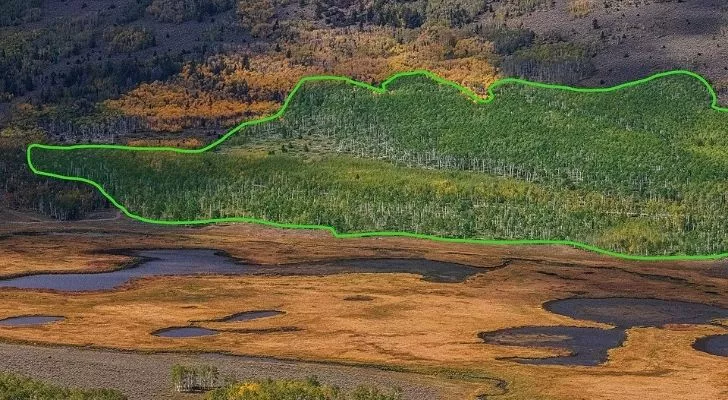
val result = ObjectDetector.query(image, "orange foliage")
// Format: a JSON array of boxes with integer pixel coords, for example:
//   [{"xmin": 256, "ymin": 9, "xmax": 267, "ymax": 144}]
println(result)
[{"xmin": 107, "ymin": 26, "xmax": 499, "ymax": 132}]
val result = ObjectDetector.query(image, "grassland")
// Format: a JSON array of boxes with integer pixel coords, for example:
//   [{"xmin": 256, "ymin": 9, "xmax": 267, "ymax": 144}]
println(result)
[
  {"xmin": 0, "ymin": 218, "xmax": 727, "ymax": 400},
  {"xmin": 30, "ymin": 72, "xmax": 728, "ymax": 256}
]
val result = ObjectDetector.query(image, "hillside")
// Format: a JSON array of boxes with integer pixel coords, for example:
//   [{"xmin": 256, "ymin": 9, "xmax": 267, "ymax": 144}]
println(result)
[
  {"xmin": 2, "ymin": 0, "xmax": 727, "ymax": 220},
  {"xmin": 29, "ymin": 71, "xmax": 728, "ymax": 256}
]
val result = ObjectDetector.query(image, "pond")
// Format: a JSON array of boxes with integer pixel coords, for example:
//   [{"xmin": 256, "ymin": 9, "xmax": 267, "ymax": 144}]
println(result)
[
  {"xmin": 479, "ymin": 326, "xmax": 626, "ymax": 366},
  {"xmin": 693, "ymin": 334, "xmax": 728, "ymax": 357},
  {"xmin": 480, "ymin": 297, "xmax": 728, "ymax": 366},
  {"xmin": 0, "ymin": 250, "xmax": 248, "ymax": 292},
  {"xmin": 0, "ymin": 249, "xmax": 486, "ymax": 292},
  {"xmin": 544, "ymin": 297, "xmax": 728, "ymax": 328},
  {"xmin": 0, "ymin": 316, "xmax": 64, "ymax": 326},
  {"xmin": 212, "ymin": 310, "xmax": 284, "ymax": 322},
  {"xmin": 152, "ymin": 327, "xmax": 218, "ymax": 338}
]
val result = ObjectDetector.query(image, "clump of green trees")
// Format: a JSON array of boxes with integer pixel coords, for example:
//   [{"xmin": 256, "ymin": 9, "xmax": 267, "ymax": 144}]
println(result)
[
  {"xmin": 31, "ymin": 73, "xmax": 728, "ymax": 256},
  {"xmin": 501, "ymin": 42, "xmax": 595, "ymax": 84},
  {"xmin": 103, "ymin": 26, "xmax": 156, "ymax": 53},
  {"xmin": 0, "ymin": 372, "xmax": 126, "ymax": 400},
  {"xmin": 172, "ymin": 364, "xmax": 223, "ymax": 392}
]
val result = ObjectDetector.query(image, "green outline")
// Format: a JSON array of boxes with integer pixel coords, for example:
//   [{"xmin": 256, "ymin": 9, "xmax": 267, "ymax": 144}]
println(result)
[{"xmin": 26, "ymin": 69, "xmax": 728, "ymax": 262}]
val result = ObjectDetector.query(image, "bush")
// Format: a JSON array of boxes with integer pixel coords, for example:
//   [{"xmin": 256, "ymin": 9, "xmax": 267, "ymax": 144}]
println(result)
[
  {"xmin": 205, "ymin": 377, "xmax": 402, "ymax": 400},
  {"xmin": 236, "ymin": 0, "xmax": 276, "ymax": 37},
  {"xmin": 117, "ymin": 0, "xmax": 154, "ymax": 24},
  {"xmin": 0, "ymin": 0, "xmax": 43, "ymax": 27},
  {"xmin": 480, "ymin": 25, "xmax": 535, "ymax": 55},
  {"xmin": 147, "ymin": 0, "xmax": 235, "ymax": 23},
  {"xmin": 104, "ymin": 26, "xmax": 156, "ymax": 53},
  {"xmin": 0, "ymin": 372, "xmax": 126, "ymax": 400}
]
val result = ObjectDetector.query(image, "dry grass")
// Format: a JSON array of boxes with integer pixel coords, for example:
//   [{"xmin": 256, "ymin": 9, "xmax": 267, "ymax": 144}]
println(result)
[{"xmin": 1, "ymin": 215, "xmax": 728, "ymax": 399}]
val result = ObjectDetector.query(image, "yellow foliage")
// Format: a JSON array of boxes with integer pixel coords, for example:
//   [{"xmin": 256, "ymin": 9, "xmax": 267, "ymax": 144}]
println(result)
[
  {"xmin": 568, "ymin": 0, "xmax": 592, "ymax": 17},
  {"xmin": 597, "ymin": 220, "xmax": 666, "ymax": 255},
  {"xmin": 108, "ymin": 26, "xmax": 499, "ymax": 132},
  {"xmin": 236, "ymin": 381, "xmax": 262, "ymax": 395}
]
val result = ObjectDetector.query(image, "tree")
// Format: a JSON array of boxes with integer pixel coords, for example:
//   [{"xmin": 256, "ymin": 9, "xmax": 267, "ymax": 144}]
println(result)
[{"xmin": 236, "ymin": 0, "xmax": 276, "ymax": 38}]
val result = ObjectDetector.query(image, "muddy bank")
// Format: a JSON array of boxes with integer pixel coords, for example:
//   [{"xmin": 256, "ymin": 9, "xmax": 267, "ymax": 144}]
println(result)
[{"xmin": 0, "ymin": 342, "xmax": 450, "ymax": 400}]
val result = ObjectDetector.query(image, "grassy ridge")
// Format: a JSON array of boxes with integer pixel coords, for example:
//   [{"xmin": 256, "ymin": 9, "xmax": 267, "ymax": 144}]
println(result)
[{"xmin": 30, "ymin": 73, "xmax": 728, "ymax": 256}]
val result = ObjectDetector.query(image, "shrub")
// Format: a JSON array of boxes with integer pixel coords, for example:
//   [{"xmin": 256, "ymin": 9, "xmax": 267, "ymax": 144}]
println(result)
[
  {"xmin": 0, "ymin": 372, "xmax": 126, "ymax": 400},
  {"xmin": 205, "ymin": 377, "xmax": 402, "ymax": 400},
  {"xmin": 236, "ymin": 0, "xmax": 276, "ymax": 37},
  {"xmin": 480, "ymin": 25, "xmax": 535, "ymax": 55},
  {"xmin": 147, "ymin": 0, "xmax": 235, "ymax": 23},
  {"xmin": 568, "ymin": 0, "xmax": 592, "ymax": 18},
  {"xmin": 103, "ymin": 26, "xmax": 156, "ymax": 53},
  {"xmin": 0, "ymin": 0, "xmax": 43, "ymax": 27}
]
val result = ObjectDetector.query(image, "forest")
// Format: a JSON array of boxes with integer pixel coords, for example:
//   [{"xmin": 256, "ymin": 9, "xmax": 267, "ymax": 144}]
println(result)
[
  {"xmin": 3, "ymin": 0, "xmax": 726, "ymax": 225},
  {"xmin": 30, "ymin": 73, "xmax": 728, "ymax": 255},
  {"xmin": 1, "ymin": 0, "xmax": 598, "ymax": 218}
]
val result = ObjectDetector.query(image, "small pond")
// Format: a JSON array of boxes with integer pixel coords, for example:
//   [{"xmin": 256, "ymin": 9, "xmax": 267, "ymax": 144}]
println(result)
[
  {"xmin": 213, "ymin": 310, "xmax": 284, "ymax": 322},
  {"xmin": 479, "ymin": 326, "xmax": 626, "ymax": 366},
  {"xmin": 152, "ymin": 327, "xmax": 218, "ymax": 338},
  {"xmin": 0, "ymin": 315, "xmax": 64, "ymax": 326},
  {"xmin": 280, "ymin": 258, "xmax": 483, "ymax": 283},
  {"xmin": 693, "ymin": 334, "xmax": 728, "ymax": 357}
]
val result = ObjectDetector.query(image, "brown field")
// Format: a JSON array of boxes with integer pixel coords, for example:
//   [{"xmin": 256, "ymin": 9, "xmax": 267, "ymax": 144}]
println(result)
[{"xmin": 1, "ymin": 214, "xmax": 727, "ymax": 399}]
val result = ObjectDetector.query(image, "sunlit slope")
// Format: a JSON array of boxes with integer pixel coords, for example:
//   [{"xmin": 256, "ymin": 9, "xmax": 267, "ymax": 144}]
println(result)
[{"xmin": 30, "ymin": 73, "xmax": 728, "ymax": 256}]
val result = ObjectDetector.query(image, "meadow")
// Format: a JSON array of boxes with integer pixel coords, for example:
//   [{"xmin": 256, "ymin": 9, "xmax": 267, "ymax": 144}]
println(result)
[
  {"xmin": 30, "ymin": 72, "xmax": 728, "ymax": 255},
  {"xmin": 1, "ymin": 218, "xmax": 727, "ymax": 400}
]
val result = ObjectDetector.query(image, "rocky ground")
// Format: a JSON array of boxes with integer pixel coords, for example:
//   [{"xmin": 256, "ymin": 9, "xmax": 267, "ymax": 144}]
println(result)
[{"xmin": 0, "ymin": 342, "xmax": 449, "ymax": 400}]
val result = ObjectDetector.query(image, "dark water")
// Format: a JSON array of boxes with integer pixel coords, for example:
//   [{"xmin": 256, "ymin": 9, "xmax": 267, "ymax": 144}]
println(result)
[
  {"xmin": 280, "ymin": 258, "xmax": 483, "ymax": 283},
  {"xmin": 0, "ymin": 249, "xmax": 484, "ymax": 292},
  {"xmin": 544, "ymin": 298, "xmax": 728, "ymax": 328},
  {"xmin": 693, "ymin": 334, "xmax": 728, "ymax": 357},
  {"xmin": 152, "ymin": 327, "xmax": 218, "ymax": 338},
  {"xmin": 0, "ymin": 250, "xmax": 248, "ymax": 292},
  {"xmin": 214, "ymin": 310, "xmax": 284, "ymax": 322},
  {"xmin": 481, "ymin": 297, "xmax": 728, "ymax": 366},
  {"xmin": 0, "ymin": 316, "xmax": 64, "ymax": 326},
  {"xmin": 479, "ymin": 326, "xmax": 626, "ymax": 366}
]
